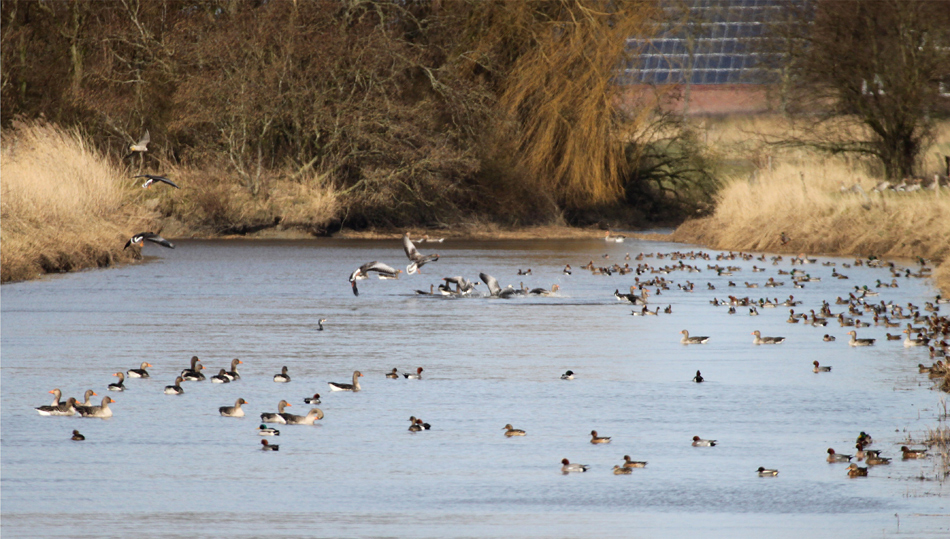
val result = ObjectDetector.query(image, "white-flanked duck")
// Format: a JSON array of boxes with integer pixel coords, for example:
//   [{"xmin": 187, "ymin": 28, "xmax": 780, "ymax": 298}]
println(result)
[
  {"xmin": 77, "ymin": 396, "xmax": 114, "ymax": 418},
  {"xmin": 181, "ymin": 356, "xmax": 205, "ymax": 381},
  {"xmin": 273, "ymin": 366, "xmax": 291, "ymax": 383},
  {"xmin": 751, "ymin": 330, "xmax": 785, "ymax": 345},
  {"xmin": 756, "ymin": 467, "xmax": 779, "ymax": 477},
  {"xmin": 124, "ymin": 232, "xmax": 174, "ymax": 250},
  {"xmin": 560, "ymin": 370, "xmax": 575, "ymax": 380},
  {"xmin": 590, "ymin": 430, "xmax": 611, "ymax": 444},
  {"xmin": 692, "ymin": 370, "xmax": 704, "ymax": 383},
  {"xmin": 823, "ymin": 334, "xmax": 836, "ymax": 342},
  {"xmin": 304, "ymin": 393, "xmax": 321, "ymax": 404},
  {"xmin": 261, "ymin": 400, "xmax": 292, "ymax": 424},
  {"xmin": 164, "ymin": 377, "xmax": 184, "ymax": 395},
  {"xmin": 386, "ymin": 368, "xmax": 399, "ymax": 379},
  {"xmin": 503, "ymin": 424, "xmax": 526, "ymax": 437},
  {"xmin": 135, "ymin": 174, "xmax": 180, "ymax": 189},
  {"xmin": 692, "ymin": 435, "xmax": 716, "ymax": 447},
  {"xmin": 408, "ymin": 416, "xmax": 431, "ymax": 430},
  {"xmin": 71, "ymin": 430, "xmax": 85, "ymax": 441},
  {"xmin": 622, "ymin": 455, "xmax": 647, "ymax": 468},
  {"xmin": 561, "ymin": 458, "xmax": 590, "ymax": 473},
  {"xmin": 127, "ymin": 362, "xmax": 152, "ymax": 378},
  {"xmin": 403, "ymin": 233, "xmax": 439, "ymax": 274},
  {"xmin": 225, "ymin": 358, "xmax": 242, "ymax": 380},
  {"xmin": 813, "ymin": 361, "xmax": 832, "ymax": 372},
  {"xmin": 258, "ymin": 424, "xmax": 279, "ymax": 436},
  {"xmin": 211, "ymin": 369, "xmax": 231, "ymax": 384},
  {"xmin": 281, "ymin": 408, "xmax": 324, "ymax": 425},
  {"xmin": 827, "ymin": 448, "xmax": 853, "ymax": 462},
  {"xmin": 403, "ymin": 367, "xmax": 423, "ymax": 380},
  {"xmin": 328, "ymin": 371, "xmax": 362, "ymax": 392},
  {"xmin": 219, "ymin": 398, "xmax": 248, "ymax": 417},
  {"xmin": 680, "ymin": 330, "xmax": 710, "ymax": 344},
  {"xmin": 349, "ymin": 261, "xmax": 400, "ymax": 296},
  {"xmin": 847, "ymin": 330, "xmax": 876, "ymax": 346},
  {"xmin": 260, "ymin": 439, "xmax": 279, "ymax": 451}
]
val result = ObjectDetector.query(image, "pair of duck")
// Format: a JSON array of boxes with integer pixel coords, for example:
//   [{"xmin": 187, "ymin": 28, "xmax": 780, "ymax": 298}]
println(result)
[
  {"xmin": 408, "ymin": 416, "xmax": 431, "ymax": 432},
  {"xmin": 386, "ymin": 368, "xmax": 423, "ymax": 379},
  {"xmin": 562, "ymin": 456, "xmax": 648, "ymax": 475},
  {"xmin": 259, "ymin": 400, "xmax": 324, "ymax": 425}
]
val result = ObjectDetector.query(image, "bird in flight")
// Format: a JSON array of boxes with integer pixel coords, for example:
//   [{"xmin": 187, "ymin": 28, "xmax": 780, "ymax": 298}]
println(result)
[
  {"xmin": 124, "ymin": 232, "xmax": 174, "ymax": 250},
  {"xmin": 135, "ymin": 174, "xmax": 180, "ymax": 189},
  {"xmin": 349, "ymin": 261, "xmax": 400, "ymax": 296},
  {"xmin": 403, "ymin": 233, "xmax": 439, "ymax": 274}
]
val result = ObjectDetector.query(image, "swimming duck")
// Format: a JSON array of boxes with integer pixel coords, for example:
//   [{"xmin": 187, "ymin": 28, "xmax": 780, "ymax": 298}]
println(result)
[
  {"xmin": 180, "ymin": 356, "xmax": 205, "ymax": 381},
  {"xmin": 886, "ymin": 333, "xmax": 903, "ymax": 340},
  {"xmin": 304, "ymin": 394, "xmax": 321, "ymax": 404},
  {"xmin": 258, "ymin": 424, "xmax": 279, "ymax": 436},
  {"xmin": 856, "ymin": 432, "xmax": 873, "ymax": 446},
  {"xmin": 680, "ymin": 330, "xmax": 710, "ymax": 344},
  {"xmin": 403, "ymin": 233, "xmax": 439, "ymax": 274},
  {"xmin": 622, "ymin": 455, "xmax": 647, "ymax": 468},
  {"xmin": 407, "ymin": 416, "xmax": 431, "ymax": 430},
  {"xmin": 563, "ymin": 265, "xmax": 572, "ymax": 275},
  {"xmin": 503, "ymin": 424, "xmax": 526, "ymax": 437},
  {"xmin": 900, "ymin": 446, "xmax": 928, "ymax": 459},
  {"xmin": 403, "ymin": 367, "xmax": 423, "ymax": 380},
  {"xmin": 328, "ymin": 371, "xmax": 362, "ymax": 392},
  {"xmin": 77, "ymin": 396, "xmax": 114, "ymax": 418},
  {"xmin": 692, "ymin": 436, "xmax": 716, "ymax": 447},
  {"xmin": 386, "ymin": 368, "xmax": 399, "ymax": 379},
  {"xmin": 225, "ymin": 358, "xmax": 242, "ymax": 380},
  {"xmin": 560, "ymin": 370, "xmax": 575, "ymax": 380},
  {"xmin": 590, "ymin": 430, "xmax": 611, "ymax": 444},
  {"xmin": 751, "ymin": 330, "xmax": 785, "ymax": 345},
  {"xmin": 164, "ymin": 377, "xmax": 184, "ymax": 395},
  {"xmin": 692, "ymin": 370, "xmax": 704, "ymax": 383},
  {"xmin": 280, "ymin": 408, "xmax": 324, "ymax": 425},
  {"xmin": 847, "ymin": 331, "xmax": 875, "ymax": 346},
  {"xmin": 408, "ymin": 421, "xmax": 423, "ymax": 432},
  {"xmin": 827, "ymin": 448, "xmax": 853, "ymax": 462},
  {"xmin": 823, "ymin": 334, "xmax": 836, "ymax": 342},
  {"xmin": 813, "ymin": 361, "xmax": 831, "ymax": 372},
  {"xmin": 261, "ymin": 400, "xmax": 292, "ymax": 424},
  {"xmin": 613, "ymin": 465, "xmax": 633, "ymax": 475},
  {"xmin": 560, "ymin": 458, "xmax": 590, "ymax": 473},
  {"xmin": 260, "ymin": 439, "xmax": 279, "ymax": 451},
  {"xmin": 866, "ymin": 454, "xmax": 891, "ymax": 466},
  {"xmin": 756, "ymin": 467, "xmax": 779, "ymax": 477},
  {"xmin": 847, "ymin": 463, "xmax": 868, "ymax": 477},
  {"xmin": 71, "ymin": 430, "xmax": 85, "ymax": 441},
  {"xmin": 127, "ymin": 362, "xmax": 152, "ymax": 378},
  {"xmin": 219, "ymin": 398, "xmax": 248, "ymax": 417},
  {"xmin": 211, "ymin": 369, "xmax": 232, "ymax": 384},
  {"xmin": 273, "ymin": 366, "xmax": 291, "ymax": 383}
]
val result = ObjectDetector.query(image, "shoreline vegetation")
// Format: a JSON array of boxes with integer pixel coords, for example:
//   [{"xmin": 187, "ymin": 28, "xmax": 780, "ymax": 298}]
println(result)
[{"xmin": 3, "ymin": 118, "xmax": 949, "ymax": 294}]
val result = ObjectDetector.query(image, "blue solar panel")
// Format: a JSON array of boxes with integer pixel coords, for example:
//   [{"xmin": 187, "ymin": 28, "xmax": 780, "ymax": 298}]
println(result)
[{"xmin": 627, "ymin": 0, "xmax": 791, "ymax": 85}]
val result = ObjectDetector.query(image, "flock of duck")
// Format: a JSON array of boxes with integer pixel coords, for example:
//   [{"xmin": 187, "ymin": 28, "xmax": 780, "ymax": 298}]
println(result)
[{"xmin": 36, "ymin": 231, "xmax": 949, "ymax": 478}]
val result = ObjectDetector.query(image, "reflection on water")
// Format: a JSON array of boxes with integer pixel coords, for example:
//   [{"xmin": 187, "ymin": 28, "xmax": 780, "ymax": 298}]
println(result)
[{"xmin": 2, "ymin": 237, "xmax": 948, "ymax": 538}]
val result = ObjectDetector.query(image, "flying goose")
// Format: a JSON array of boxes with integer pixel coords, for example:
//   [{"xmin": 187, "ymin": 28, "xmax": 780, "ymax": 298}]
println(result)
[
  {"xmin": 124, "ymin": 232, "xmax": 174, "ymax": 250},
  {"xmin": 135, "ymin": 174, "xmax": 179, "ymax": 189},
  {"xmin": 403, "ymin": 233, "xmax": 439, "ymax": 274},
  {"xmin": 349, "ymin": 261, "xmax": 400, "ymax": 296}
]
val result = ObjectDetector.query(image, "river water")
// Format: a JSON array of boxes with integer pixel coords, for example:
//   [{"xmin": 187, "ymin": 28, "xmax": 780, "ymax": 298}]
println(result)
[{"xmin": 2, "ymin": 236, "xmax": 948, "ymax": 538}]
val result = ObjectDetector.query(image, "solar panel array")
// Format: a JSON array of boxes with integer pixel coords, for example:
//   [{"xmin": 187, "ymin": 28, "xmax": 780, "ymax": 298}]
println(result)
[{"xmin": 626, "ymin": 0, "xmax": 792, "ymax": 85}]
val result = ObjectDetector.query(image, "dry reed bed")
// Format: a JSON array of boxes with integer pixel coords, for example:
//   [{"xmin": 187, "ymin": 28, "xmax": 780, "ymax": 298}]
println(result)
[
  {"xmin": 671, "ymin": 158, "xmax": 950, "ymax": 292},
  {"xmin": 1, "ymin": 123, "xmax": 151, "ymax": 282}
]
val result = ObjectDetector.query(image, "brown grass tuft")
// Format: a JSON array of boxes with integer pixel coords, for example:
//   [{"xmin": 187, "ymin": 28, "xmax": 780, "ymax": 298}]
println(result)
[{"xmin": 1, "ymin": 122, "xmax": 151, "ymax": 282}]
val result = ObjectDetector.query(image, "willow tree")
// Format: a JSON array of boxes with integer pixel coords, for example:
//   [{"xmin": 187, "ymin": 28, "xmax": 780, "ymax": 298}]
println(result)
[{"xmin": 457, "ymin": 0, "xmax": 656, "ymax": 211}]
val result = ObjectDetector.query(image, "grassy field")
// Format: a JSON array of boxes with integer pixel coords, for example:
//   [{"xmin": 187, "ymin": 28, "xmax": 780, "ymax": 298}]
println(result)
[
  {"xmin": 0, "ymin": 123, "xmax": 152, "ymax": 282},
  {"xmin": 670, "ymin": 116, "xmax": 950, "ymax": 293}
]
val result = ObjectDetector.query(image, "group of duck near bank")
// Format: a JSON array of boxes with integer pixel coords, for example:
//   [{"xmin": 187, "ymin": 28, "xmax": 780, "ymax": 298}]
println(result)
[{"xmin": 35, "ymin": 219, "xmax": 950, "ymax": 478}]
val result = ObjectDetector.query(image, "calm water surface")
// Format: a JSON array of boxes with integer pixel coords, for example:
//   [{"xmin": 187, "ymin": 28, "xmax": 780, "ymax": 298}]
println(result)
[{"xmin": 2, "ymin": 237, "xmax": 948, "ymax": 538}]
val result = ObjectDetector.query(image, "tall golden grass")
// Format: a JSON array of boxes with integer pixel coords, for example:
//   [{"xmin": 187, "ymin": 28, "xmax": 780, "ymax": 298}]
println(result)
[
  {"xmin": 1, "ymin": 122, "xmax": 151, "ymax": 282},
  {"xmin": 672, "ymin": 117, "xmax": 950, "ymax": 293}
]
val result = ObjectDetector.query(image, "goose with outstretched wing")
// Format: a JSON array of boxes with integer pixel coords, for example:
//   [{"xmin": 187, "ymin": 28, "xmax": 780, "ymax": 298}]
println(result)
[
  {"xmin": 349, "ymin": 261, "xmax": 400, "ymax": 296},
  {"xmin": 403, "ymin": 234, "xmax": 439, "ymax": 274},
  {"xmin": 443, "ymin": 276, "xmax": 478, "ymax": 295},
  {"xmin": 479, "ymin": 273, "xmax": 501, "ymax": 297},
  {"xmin": 124, "ymin": 232, "xmax": 174, "ymax": 250}
]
